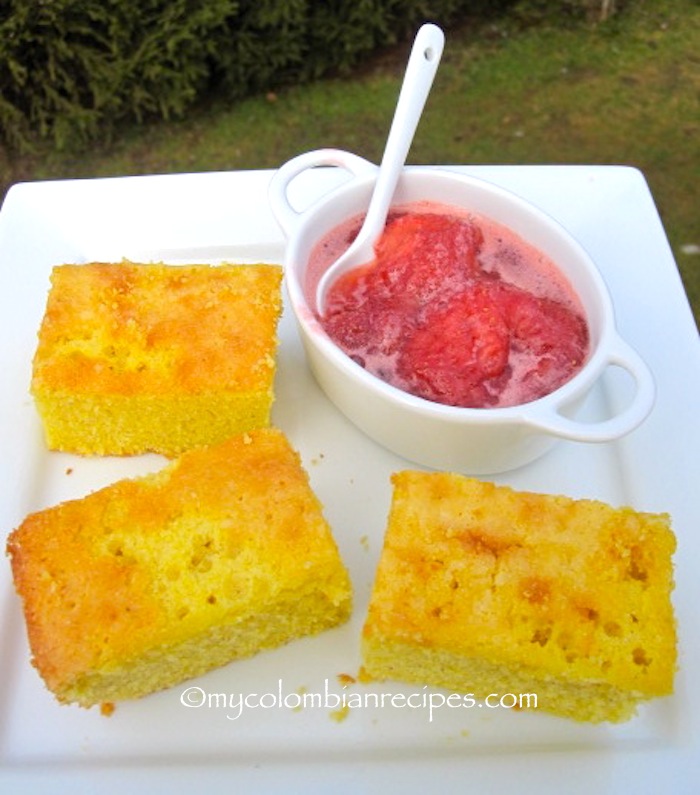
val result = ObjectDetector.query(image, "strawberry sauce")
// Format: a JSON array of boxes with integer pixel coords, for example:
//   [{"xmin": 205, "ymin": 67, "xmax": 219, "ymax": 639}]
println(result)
[{"xmin": 307, "ymin": 202, "xmax": 589, "ymax": 408}]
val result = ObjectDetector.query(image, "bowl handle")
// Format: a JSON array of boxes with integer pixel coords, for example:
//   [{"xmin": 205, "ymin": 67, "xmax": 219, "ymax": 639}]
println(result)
[
  {"xmin": 526, "ymin": 335, "xmax": 656, "ymax": 442},
  {"xmin": 268, "ymin": 148, "xmax": 378, "ymax": 237}
]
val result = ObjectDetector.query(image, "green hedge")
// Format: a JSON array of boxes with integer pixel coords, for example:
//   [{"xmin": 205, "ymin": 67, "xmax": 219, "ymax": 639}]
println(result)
[
  {"xmin": 1, "ymin": 0, "xmax": 593, "ymax": 154},
  {"xmin": 0, "ymin": 0, "xmax": 238, "ymax": 151}
]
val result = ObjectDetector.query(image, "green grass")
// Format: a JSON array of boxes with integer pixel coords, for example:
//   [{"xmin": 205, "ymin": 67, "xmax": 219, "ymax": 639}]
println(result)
[{"xmin": 1, "ymin": 0, "xmax": 698, "ymax": 327}]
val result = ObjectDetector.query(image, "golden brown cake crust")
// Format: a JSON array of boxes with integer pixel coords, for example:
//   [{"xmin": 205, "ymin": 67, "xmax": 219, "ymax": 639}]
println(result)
[
  {"xmin": 7, "ymin": 428, "xmax": 352, "ymax": 706},
  {"xmin": 32, "ymin": 261, "xmax": 282, "ymax": 395},
  {"xmin": 30, "ymin": 261, "xmax": 283, "ymax": 455},
  {"xmin": 362, "ymin": 472, "xmax": 677, "ymax": 719}
]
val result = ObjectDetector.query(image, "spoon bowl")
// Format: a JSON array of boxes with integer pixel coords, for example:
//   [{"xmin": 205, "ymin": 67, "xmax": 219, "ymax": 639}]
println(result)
[{"xmin": 315, "ymin": 23, "xmax": 444, "ymax": 316}]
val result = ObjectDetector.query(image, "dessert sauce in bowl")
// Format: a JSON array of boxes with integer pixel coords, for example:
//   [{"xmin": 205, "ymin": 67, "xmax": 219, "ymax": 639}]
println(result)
[{"xmin": 269, "ymin": 148, "xmax": 655, "ymax": 474}]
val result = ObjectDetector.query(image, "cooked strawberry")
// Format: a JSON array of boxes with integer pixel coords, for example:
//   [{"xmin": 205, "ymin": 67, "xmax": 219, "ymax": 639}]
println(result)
[
  {"xmin": 318, "ymin": 209, "xmax": 589, "ymax": 408},
  {"xmin": 371, "ymin": 212, "xmax": 484, "ymax": 307},
  {"xmin": 398, "ymin": 283, "xmax": 511, "ymax": 407}
]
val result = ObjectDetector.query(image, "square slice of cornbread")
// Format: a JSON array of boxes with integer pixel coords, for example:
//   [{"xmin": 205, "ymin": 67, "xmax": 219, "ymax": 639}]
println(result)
[
  {"xmin": 362, "ymin": 472, "xmax": 676, "ymax": 723},
  {"xmin": 31, "ymin": 261, "xmax": 282, "ymax": 456},
  {"xmin": 6, "ymin": 428, "xmax": 352, "ymax": 708}
]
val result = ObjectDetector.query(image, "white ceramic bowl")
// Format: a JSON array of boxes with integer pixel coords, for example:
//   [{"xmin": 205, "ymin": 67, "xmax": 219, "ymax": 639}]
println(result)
[{"xmin": 269, "ymin": 149, "xmax": 655, "ymax": 474}]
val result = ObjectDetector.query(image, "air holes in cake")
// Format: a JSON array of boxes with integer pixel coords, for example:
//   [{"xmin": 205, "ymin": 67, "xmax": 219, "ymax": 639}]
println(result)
[
  {"xmin": 106, "ymin": 539, "xmax": 135, "ymax": 563},
  {"xmin": 530, "ymin": 626, "xmax": 552, "ymax": 647},
  {"xmin": 627, "ymin": 559, "xmax": 648, "ymax": 583},
  {"xmin": 449, "ymin": 577, "xmax": 460, "ymax": 591},
  {"xmin": 632, "ymin": 647, "xmax": 651, "ymax": 666},
  {"xmin": 623, "ymin": 545, "xmax": 648, "ymax": 584},
  {"xmin": 207, "ymin": 594, "xmax": 217, "ymax": 605},
  {"xmin": 190, "ymin": 537, "xmax": 214, "ymax": 572},
  {"xmin": 603, "ymin": 621, "xmax": 622, "ymax": 637},
  {"xmin": 176, "ymin": 607, "xmax": 189, "ymax": 620},
  {"xmin": 106, "ymin": 539, "xmax": 124, "ymax": 557},
  {"xmin": 580, "ymin": 607, "xmax": 599, "ymax": 622}
]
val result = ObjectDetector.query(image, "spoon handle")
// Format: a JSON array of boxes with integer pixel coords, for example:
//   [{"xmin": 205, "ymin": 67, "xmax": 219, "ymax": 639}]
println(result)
[{"xmin": 360, "ymin": 24, "xmax": 445, "ymax": 240}]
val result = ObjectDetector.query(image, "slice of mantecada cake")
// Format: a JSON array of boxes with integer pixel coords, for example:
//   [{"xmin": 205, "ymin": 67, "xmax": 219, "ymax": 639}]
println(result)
[
  {"xmin": 7, "ymin": 428, "xmax": 352, "ymax": 708},
  {"xmin": 362, "ymin": 472, "xmax": 676, "ymax": 723},
  {"xmin": 31, "ymin": 261, "xmax": 282, "ymax": 456}
]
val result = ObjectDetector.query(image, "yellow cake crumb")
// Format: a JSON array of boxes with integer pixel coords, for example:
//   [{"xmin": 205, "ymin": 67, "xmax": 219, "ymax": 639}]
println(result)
[
  {"xmin": 330, "ymin": 704, "xmax": 351, "ymax": 723},
  {"xmin": 361, "ymin": 472, "xmax": 677, "ymax": 724},
  {"xmin": 7, "ymin": 428, "xmax": 352, "ymax": 708},
  {"xmin": 31, "ymin": 261, "xmax": 282, "ymax": 456}
]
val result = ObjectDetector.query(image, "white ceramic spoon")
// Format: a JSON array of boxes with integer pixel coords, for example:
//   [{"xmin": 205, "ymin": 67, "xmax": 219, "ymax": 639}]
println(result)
[{"xmin": 315, "ymin": 23, "xmax": 445, "ymax": 316}]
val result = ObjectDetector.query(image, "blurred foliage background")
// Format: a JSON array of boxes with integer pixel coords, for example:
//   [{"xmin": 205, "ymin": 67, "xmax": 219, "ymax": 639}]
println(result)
[
  {"xmin": 0, "ymin": 0, "xmax": 517, "ymax": 152},
  {"xmin": 1, "ymin": 0, "xmax": 697, "ymax": 327}
]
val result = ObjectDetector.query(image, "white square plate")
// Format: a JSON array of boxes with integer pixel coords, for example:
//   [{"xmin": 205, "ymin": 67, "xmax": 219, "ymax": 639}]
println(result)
[{"xmin": 1, "ymin": 166, "xmax": 698, "ymax": 793}]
